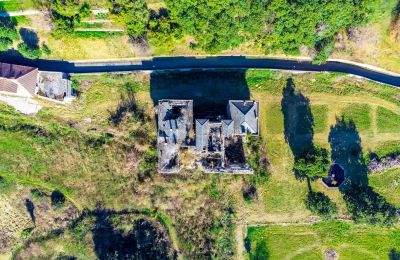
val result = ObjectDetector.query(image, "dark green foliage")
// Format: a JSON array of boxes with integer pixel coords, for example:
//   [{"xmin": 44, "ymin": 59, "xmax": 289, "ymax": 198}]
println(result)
[
  {"xmin": 148, "ymin": 9, "xmax": 182, "ymax": 51},
  {"xmin": 293, "ymin": 146, "xmax": 330, "ymax": 181},
  {"xmin": 305, "ymin": 191, "xmax": 338, "ymax": 220},
  {"xmin": 137, "ymin": 149, "xmax": 157, "ymax": 182},
  {"xmin": 0, "ymin": 18, "xmax": 18, "ymax": 51},
  {"xmin": 51, "ymin": 190, "xmax": 66, "ymax": 207},
  {"xmin": 261, "ymin": 0, "xmax": 377, "ymax": 60},
  {"xmin": 31, "ymin": 188, "xmax": 46, "ymax": 200},
  {"xmin": 42, "ymin": 43, "xmax": 51, "ymax": 55},
  {"xmin": 165, "ymin": 0, "xmax": 265, "ymax": 52},
  {"xmin": 50, "ymin": 0, "xmax": 91, "ymax": 37},
  {"xmin": 17, "ymin": 42, "xmax": 41, "ymax": 59},
  {"xmin": 245, "ymin": 135, "xmax": 269, "ymax": 184},
  {"xmin": 343, "ymin": 184, "xmax": 397, "ymax": 226},
  {"xmin": 250, "ymin": 240, "xmax": 269, "ymax": 260},
  {"xmin": 0, "ymin": 37, "xmax": 12, "ymax": 51},
  {"xmin": 108, "ymin": 0, "xmax": 149, "ymax": 38}
]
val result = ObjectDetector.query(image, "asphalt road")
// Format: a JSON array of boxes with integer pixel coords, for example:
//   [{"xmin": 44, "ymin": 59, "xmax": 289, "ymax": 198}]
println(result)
[{"xmin": 1, "ymin": 55, "xmax": 399, "ymax": 87}]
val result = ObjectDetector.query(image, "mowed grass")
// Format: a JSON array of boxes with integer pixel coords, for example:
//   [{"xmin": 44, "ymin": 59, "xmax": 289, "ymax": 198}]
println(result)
[
  {"xmin": 369, "ymin": 168, "xmax": 400, "ymax": 208},
  {"xmin": 377, "ymin": 106, "xmax": 400, "ymax": 133},
  {"xmin": 246, "ymin": 222, "xmax": 400, "ymax": 260},
  {"xmin": 311, "ymin": 104, "xmax": 328, "ymax": 133},
  {"xmin": 340, "ymin": 103, "xmax": 372, "ymax": 132}
]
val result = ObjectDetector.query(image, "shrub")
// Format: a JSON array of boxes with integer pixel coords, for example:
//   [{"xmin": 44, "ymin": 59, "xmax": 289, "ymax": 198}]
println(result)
[
  {"xmin": 51, "ymin": 190, "xmax": 66, "ymax": 207},
  {"xmin": 108, "ymin": 0, "xmax": 150, "ymax": 38},
  {"xmin": 31, "ymin": 188, "xmax": 46, "ymax": 200},
  {"xmin": 41, "ymin": 43, "xmax": 51, "ymax": 55},
  {"xmin": 0, "ymin": 37, "xmax": 12, "ymax": 51},
  {"xmin": 17, "ymin": 42, "xmax": 41, "ymax": 59},
  {"xmin": 305, "ymin": 191, "xmax": 338, "ymax": 220},
  {"xmin": 294, "ymin": 146, "xmax": 330, "ymax": 181}
]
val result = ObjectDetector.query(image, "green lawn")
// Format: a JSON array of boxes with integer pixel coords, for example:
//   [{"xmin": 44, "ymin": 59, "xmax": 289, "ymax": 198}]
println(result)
[
  {"xmin": 311, "ymin": 104, "xmax": 328, "ymax": 133},
  {"xmin": 377, "ymin": 107, "xmax": 400, "ymax": 133},
  {"xmin": 340, "ymin": 103, "xmax": 372, "ymax": 132},
  {"xmin": 247, "ymin": 222, "xmax": 400, "ymax": 260},
  {"xmin": 369, "ymin": 168, "xmax": 400, "ymax": 208}
]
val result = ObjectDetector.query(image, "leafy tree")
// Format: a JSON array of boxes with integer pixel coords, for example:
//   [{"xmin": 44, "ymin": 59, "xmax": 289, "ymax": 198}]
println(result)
[
  {"xmin": 17, "ymin": 42, "xmax": 41, "ymax": 59},
  {"xmin": 305, "ymin": 191, "xmax": 338, "ymax": 219},
  {"xmin": 148, "ymin": 11, "xmax": 182, "ymax": 52},
  {"xmin": 0, "ymin": 37, "xmax": 13, "ymax": 51},
  {"xmin": 0, "ymin": 19, "xmax": 19, "ymax": 51},
  {"xmin": 108, "ymin": 0, "xmax": 149, "ymax": 38},
  {"xmin": 343, "ymin": 184, "xmax": 397, "ymax": 226},
  {"xmin": 262, "ymin": 0, "xmax": 377, "ymax": 60},
  {"xmin": 165, "ymin": 0, "xmax": 265, "ymax": 52},
  {"xmin": 293, "ymin": 146, "xmax": 330, "ymax": 181},
  {"xmin": 50, "ymin": 0, "xmax": 90, "ymax": 36}
]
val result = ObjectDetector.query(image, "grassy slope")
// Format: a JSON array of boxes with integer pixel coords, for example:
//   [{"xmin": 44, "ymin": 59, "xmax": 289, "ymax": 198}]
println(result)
[
  {"xmin": 247, "ymin": 222, "xmax": 400, "ymax": 260},
  {"xmin": 1, "ymin": 71, "xmax": 400, "ymax": 258}
]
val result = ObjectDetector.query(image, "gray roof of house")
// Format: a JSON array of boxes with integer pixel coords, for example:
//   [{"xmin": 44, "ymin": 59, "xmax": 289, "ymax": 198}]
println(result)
[
  {"xmin": 158, "ymin": 100, "xmax": 193, "ymax": 145},
  {"xmin": 38, "ymin": 71, "xmax": 71, "ymax": 99},
  {"xmin": 228, "ymin": 100, "xmax": 259, "ymax": 135},
  {"xmin": 222, "ymin": 119, "xmax": 234, "ymax": 137},
  {"xmin": 196, "ymin": 119, "xmax": 209, "ymax": 152}
]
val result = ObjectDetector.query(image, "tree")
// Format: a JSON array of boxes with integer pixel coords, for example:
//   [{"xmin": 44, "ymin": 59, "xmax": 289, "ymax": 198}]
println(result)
[
  {"xmin": 0, "ymin": 19, "xmax": 19, "ymax": 51},
  {"xmin": 293, "ymin": 146, "xmax": 330, "ymax": 181},
  {"xmin": 50, "ymin": 0, "xmax": 90, "ymax": 36},
  {"xmin": 17, "ymin": 42, "xmax": 41, "ymax": 59},
  {"xmin": 165, "ymin": 0, "xmax": 265, "ymax": 52},
  {"xmin": 148, "ymin": 11, "xmax": 182, "ymax": 52},
  {"xmin": 108, "ymin": 0, "xmax": 149, "ymax": 38},
  {"xmin": 262, "ymin": 0, "xmax": 377, "ymax": 60},
  {"xmin": 305, "ymin": 191, "xmax": 338, "ymax": 220}
]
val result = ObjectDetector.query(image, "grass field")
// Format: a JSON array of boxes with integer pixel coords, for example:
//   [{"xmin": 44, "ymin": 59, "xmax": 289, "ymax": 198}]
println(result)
[
  {"xmin": 1, "ymin": 70, "xmax": 400, "ymax": 258},
  {"xmin": 246, "ymin": 222, "xmax": 400, "ymax": 260}
]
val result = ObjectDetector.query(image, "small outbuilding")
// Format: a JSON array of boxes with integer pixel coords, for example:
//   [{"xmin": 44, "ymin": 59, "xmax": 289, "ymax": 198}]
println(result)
[
  {"xmin": 322, "ymin": 163, "xmax": 345, "ymax": 188},
  {"xmin": 37, "ymin": 71, "xmax": 75, "ymax": 101}
]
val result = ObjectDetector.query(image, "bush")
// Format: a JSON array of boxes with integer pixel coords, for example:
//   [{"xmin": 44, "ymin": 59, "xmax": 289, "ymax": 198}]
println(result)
[
  {"xmin": 305, "ymin": 191, "xmax": 338, "ymax": 220},
  {"xmin": 50, "ymin": 0, "xmax": 90, "ymax": 36},
  {"xmin": 293, "ymin": 146, "xmax": 330, "ymax": 181},
  {"xmin": 31, "ymin": 188, "xmax": 46, "ymax": 200},
  {"xmin": 17, "ymin": 42, "xmax": 41, "ymax": 59},
  {"xmin": 108, "ymin": 0, "xmax": 149, "ymax": 38},
  {"xmin": 51, "ymin": 190, "xmax": 66, "ymax": 207},
  {"xmin": 0, "ymin": 37, "xmax": 12, "ymax": 51}
]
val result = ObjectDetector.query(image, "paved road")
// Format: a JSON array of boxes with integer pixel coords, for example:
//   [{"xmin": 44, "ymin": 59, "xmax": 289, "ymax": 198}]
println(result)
[{"xmin": 0, "ymin": 55, "xmax": 399, "ymax": 87}]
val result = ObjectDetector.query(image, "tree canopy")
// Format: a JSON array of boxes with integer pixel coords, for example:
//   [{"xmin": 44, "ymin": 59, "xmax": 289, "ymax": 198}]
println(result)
[
  {"xmin": 261, "ymin": 0, "xmax": 376, "ymax": 56},
  {"xmin": 108, "ymin": 0, "xmax": 150, "ymax": 38},
  {"xmin": 165, "ymin": 0, "xmax": 265, "ymax": 53},
  {"xmin": 50, "ymin": 0, "xmax": 90, "ymax": 36}
]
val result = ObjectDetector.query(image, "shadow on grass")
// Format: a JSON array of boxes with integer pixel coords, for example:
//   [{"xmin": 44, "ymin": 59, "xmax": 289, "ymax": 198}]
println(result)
[
  {"xmin": 392, "ymin": 1, "xmax": 400, "ymax": 25},
  {"xmin": 108, "ymin": 83, "xmax": 145, "ymax": 126},
  {"xmin": 281, "ymin": 78, "xmax": 314, "ymax": 159},
  {"xmin": 389, "ymin": 249, "xmax": 400, "ymax": 260},
  {"xmin": 25, "ymin": 198, "xmax": 35, "ymax": 225},
  {"xmin": 329, "ymin": 117, "xmax": 397, "ymax": 225},
  {"xmin": 328, "ymin": 117, "xmax": 368, "ymax": 186},
  {"xmin": 92, "ymin": 213, "xmax": 176, "ymax": 259},
  {"xmin": 150, "ymin": 70, "xmax": 250, "ymax": 118},
  {"xmin": 19, "ymin": 28, "xmax": 39, "ymax": 48}
]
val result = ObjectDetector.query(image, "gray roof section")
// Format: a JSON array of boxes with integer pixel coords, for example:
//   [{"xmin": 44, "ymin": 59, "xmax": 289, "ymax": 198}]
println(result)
[
  {"xmin": 196, "ymin": 119, "xmax": 209, "ymax": 152},
  {"xmin": 222, "ymin": 119, "xmax": 234, "ymax": 137},
  {"xmin": 228, "ymin": 100, "xmax": 259, "ymax": 135},
  {"xmin": 37, "ymin": 71, "xmax": 72, "ymax": 99}
]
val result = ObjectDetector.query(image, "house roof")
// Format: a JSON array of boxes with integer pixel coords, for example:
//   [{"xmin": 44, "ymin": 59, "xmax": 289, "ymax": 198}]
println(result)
[
  {"xmin": 196, "ymin": 119, "xmax": 209, "ymax": 151},
  {"xmin": 0, "ymin": 62, "xmax": 38, "ymax": 96},
  {"xmin": 228, "ymin": 100, "xmax": 258, "ymax": 135},
  {"xmin": 0, "ymin": 63, "xmax": 37, "ymax": 79},
  {"xmin": 222, "ymin": 119, "xmax": 234, "ymax": 137}
]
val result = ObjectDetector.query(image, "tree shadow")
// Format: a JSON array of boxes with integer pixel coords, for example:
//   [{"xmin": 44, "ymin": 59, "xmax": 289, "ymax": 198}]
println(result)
[
  {"xmin": 19, "ymin": 28, "xmax": 39, "ymax": 48},
  {"xmin": 329, "ymin": 117, "xmax": 397, "ymax": 225},
  {"xmin": 92, "ymin": 208, "xmax": 177, "ymax": 259},
  {"xmin": 25, "ymin": 198, "xmax": 35, "ymax": 225},
  {"xmin": 108, "ymin": 83, "xmax": 145, "ymax": 126},
  {"xmin": 328, "ymin": 117, "xmax": 368, "ymax": 186},
  {"xmin": 389, "ymin": 249, "xmax": 400, "ymax": 260},
  {"xmin": 392, "ymin": 1, "xmax": 400, "ymax": 25},
  {"xmin": 150, "ymin": 70, "xmax": 250, "ymax": 118},
  {"xmin": 281, "ymin": 78, "xmax": 314, "ymax": 159}
]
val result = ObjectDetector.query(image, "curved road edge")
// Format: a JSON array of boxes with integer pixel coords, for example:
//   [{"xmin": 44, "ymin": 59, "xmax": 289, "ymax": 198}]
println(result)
[{"xmin": 0, "ymin": 55, "xmax": 399, "ymax": 87}]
